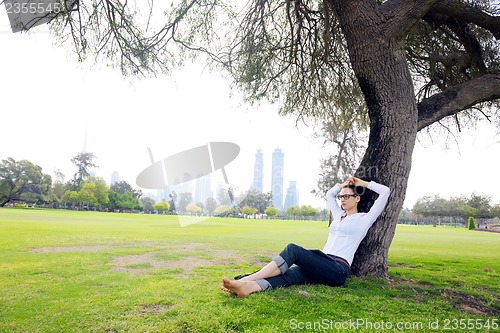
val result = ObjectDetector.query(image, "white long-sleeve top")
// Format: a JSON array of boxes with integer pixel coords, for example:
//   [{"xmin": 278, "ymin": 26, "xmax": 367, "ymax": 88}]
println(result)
[{"xmin": 322, "ymin": 181, "xmax": 390, "ymax": 265}]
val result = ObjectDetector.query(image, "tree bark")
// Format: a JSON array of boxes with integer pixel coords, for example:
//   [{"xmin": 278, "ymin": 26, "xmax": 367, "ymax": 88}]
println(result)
[
  {"xmin": 417, "ymin": 74, "xmax": 500, "ymax": 131},
  {"xmin": 331, "ymin": 0, "xmax": 421, "ymax": 277}
]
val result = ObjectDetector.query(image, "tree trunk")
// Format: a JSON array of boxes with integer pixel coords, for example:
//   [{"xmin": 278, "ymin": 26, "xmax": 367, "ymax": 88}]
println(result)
[{"xmin": 331, "ymin": 1, "xmax": 419, "ymax": 278}]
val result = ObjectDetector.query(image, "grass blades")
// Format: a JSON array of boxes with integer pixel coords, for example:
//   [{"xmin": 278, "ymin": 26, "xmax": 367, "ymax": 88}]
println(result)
[{"xmin": 0, "ymin": 208, "xmax": 498, "ymax": 332}]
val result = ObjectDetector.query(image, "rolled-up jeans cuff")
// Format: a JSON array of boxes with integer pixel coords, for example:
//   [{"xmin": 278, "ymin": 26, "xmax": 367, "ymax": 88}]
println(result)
[
  {"xmin": 272, "ymin": 255, "xmax": 288, "ymax": 274},
  {"xmin": 256, "ymin": 279, "xmax": 272, "ymax": 291}
]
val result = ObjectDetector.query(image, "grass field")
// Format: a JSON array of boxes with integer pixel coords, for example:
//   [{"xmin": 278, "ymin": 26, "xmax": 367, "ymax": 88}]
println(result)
[{"xmin": 0, "ymin": 208, "xmax": 498, "ymax": 332}]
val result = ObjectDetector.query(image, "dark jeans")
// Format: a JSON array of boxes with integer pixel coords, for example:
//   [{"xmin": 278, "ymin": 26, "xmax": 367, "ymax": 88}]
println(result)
[{"xmin": 264, "ymin": 243, "xmax": 350, "ymax": 289}]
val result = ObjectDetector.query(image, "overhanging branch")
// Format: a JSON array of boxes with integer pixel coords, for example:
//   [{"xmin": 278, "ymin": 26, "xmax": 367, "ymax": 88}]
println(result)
[
  {"xmin": 417, "ymin": 73, "xmax": 500, "ymax": 131},
  {"xmin": 430, "ymin": 0, "xmax": 500, "ymax": 39}
]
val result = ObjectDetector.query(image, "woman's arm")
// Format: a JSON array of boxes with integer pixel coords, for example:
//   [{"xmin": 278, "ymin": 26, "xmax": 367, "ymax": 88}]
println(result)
[
  {"xmin": 326, "ymin": 184, "xmax": 344, "ymax": 218},
  {"xmin": 363, "ymin": 181, "xmax": 391, "ymax": 223},
  {"xmin": 348, "ymin": 177, "xmax": 390, "ymax": 222}
]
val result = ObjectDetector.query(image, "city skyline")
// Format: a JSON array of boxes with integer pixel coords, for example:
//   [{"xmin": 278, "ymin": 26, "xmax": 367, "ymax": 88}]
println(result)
[
  {"xmin": 110, "ymin": 147, "xmax": 305, "ymax": 211},
  {"xmin": 1, "ymin": 20, "xmax": 499, "ymax": 210},
  {"xmin": 23, "ymin": 120, "xmax": 500, "ymax": 211}
]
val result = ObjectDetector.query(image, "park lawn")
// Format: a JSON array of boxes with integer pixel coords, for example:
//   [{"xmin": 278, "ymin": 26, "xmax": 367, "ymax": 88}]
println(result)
[{"xmin": 0, "ymin": 208, "xmax": 498, "ymax": 333}]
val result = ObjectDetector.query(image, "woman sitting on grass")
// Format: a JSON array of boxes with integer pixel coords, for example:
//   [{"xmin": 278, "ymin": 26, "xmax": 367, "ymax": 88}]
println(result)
[{"xmin": 220, "ymin": 176, "xmax": 390, "ymax": 297}]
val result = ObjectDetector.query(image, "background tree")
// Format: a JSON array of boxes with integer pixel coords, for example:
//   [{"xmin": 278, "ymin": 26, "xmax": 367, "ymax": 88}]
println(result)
[
  {"xmin": 154, "ymin": 201, "xmax": 169, "ymax": 214},
  {"xmin": 313, "ymin": 98, "xmax": 369, "ymax": 197},
  {"xmin": 412, "ymin": 195, "xmax": 447, "ymax": 219},
  {"xmin": 216, "ymin": 187, "xmax": 232, "ymax": 206},
  {"xmin": 411, "ymin": 194, "xmax": 496, "ymax": 223},
  {"xmin": 111, "ymin": 181, "xmax": 142, "ymax": 199},
  {"xmin": 286, "ymin": 206, "xmax": 301, "ymax": 219},
  {"xmin": 213, "ymin": 204, "xmax": 240, "ymax": 217},
  {"xmin": 70, "ymin": 152, "xmax": 98, "ymax": 190},
  {"xmin": 186, "ymin": 203, "xmax": 202, "ymax": 215},
  {"xmin": 48, "ymin": 0, "xmax": 500, "ymax": 277},
  {"xmin": 447, "ymin": 196, "xmax": 477, "ymax": 221},
  {"xmin": 62, "ymin": 190, "xmax": 79, "ymax": 209},
  {"xmin": 51, "ymin": 169, "xmax": 67, "ymax": 202},
  {"xmin": 316, "ymin": 208, "xmax": 331, "ymax": 222},
  {"xmin": 467, "ymin": 194, "xmax": 493, "ymax": 219},
  {"xmin": 264, "ymin": 206, "xmax": 279, "ymax": 218},
  {"xmin": 398, "ymin": 208, "xmax": 416, "ymax": 225},
  {"xmin": 82, "ymin": 177, "xmax": 110, "ymax": 209},
  {"xmin": 205, "ymin": 197, "xmax": 217, "ymax": 215},
  {"xmin": 241, "ymin": 205, "xmax": 258, "ymax": 216},
  {"xmin": 195, "ymin": 202, "xmax": 205, "ymax": 212},
  {"xmin": 492, "ymin": 205, "xmax": 500, "ymax": 219},
  {"xmin": 300, "ymin": 205, "xmax": 318, "ymax": 219},
  {"xmin": 0, "ymin": 158, "xmax": 52, "ymax": 207},
  {"xmin": 168, "ymin": 192, "xmax": 177, "ymax": 213},
  {"xmin": 140, "ymin": 197, "xmax": 155, "ymax": 213},
  {"xmin": 76, "ymin": 184, "xmax": 98, "ymax": 210},
  {"xmin": 109, "ymin": 192, "xmax": 136, "ymax": 211},
  {"xmin": 239, "ymin": 191, "xmax": 273, "ymax": 214},
  {"xmin": 109, "ymin": 180, "xmax": 141, "ymax": 211},
  {"xmin": 176, "ymin": 193, "xmax": 193, "ymax": 213}
]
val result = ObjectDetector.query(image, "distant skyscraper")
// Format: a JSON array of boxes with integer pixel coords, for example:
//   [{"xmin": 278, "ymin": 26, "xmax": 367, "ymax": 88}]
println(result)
[
  {"xmin": 251, "ymin": 149, "xmax": 264, "ymax": 193},
  {"xmin": 195, "ymin": 174, "xmax": 212, "ymax": 205},
  {"xmin": 271, "ymin": 148, "xmax": 284, "ymax": 211},
  {"xmin": 169, "ymin": 174, "xmax": 192, "ymax": 196},
  {"xmin": 284, "ymin": 181, "xmax": 299, "ymax": 210},
  {"xmin": 157, "ymin": 186, "xmax": 172, "ymax": 203},
  {"xmin": 215, "ymin": 181, "xmax": 225, "ymax": 204},
  {"xmin": 110, "ymin": 171, "xmax": 120, "ymax": 186}
]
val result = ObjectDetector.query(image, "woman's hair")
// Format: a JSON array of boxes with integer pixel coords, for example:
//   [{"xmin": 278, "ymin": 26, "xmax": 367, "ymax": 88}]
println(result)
[
  {"xmin": 343, "ymin": 184, "xmax": 366, "ymax": 196},
  {"xmin": 328, "ymin": 184, "xmax": 370, "ymax": 227}
]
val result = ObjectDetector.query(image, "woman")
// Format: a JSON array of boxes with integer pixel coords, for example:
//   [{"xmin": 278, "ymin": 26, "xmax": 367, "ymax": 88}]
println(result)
[{"xmin": 220, "ymin": 177, "xmax": 390, "ymax": 297}]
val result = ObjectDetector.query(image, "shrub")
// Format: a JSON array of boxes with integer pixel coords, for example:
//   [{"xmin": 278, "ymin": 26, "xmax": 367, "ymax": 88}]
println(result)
[{"xmin": 467, "ymin": 216, "xmax": 476, "ymax": 230}]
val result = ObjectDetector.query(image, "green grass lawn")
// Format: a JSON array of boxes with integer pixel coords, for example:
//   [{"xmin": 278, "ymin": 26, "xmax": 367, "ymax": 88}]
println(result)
[{"xmin": 0, "ymin": 208, "xmax": 498, "ymax": 332}]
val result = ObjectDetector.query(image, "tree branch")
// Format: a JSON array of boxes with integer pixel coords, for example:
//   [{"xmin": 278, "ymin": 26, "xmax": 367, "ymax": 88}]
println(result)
[
  {"xmin": 380, "ymin": 0, "xmax": 441, "ymax": 40},
  {"xmin": 430, "ymin": 0, "xmax": 500, "ymax": 39},
  {"xmin": 417, "ymin": 73, "xmax": 500, "ymax": 131},
  {"xmin": 426, "ymin": 12, "xmax": 487, "ymax": 73}
]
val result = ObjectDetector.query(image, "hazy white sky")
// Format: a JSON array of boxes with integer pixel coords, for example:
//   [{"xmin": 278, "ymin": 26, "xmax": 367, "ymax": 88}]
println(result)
[{"xmin": 1, "ymin": 13, "xmax": 499, "ymax": 209}]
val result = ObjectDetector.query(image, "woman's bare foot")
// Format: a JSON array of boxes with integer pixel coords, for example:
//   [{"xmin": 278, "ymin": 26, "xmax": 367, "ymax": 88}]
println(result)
[
  {"xmin": 220, "ymin": 277, "xmax": 261, "ymax": 297},
  {"xmin": 219, "ymin": 284, "xmax": 233, "ymax": 294}
]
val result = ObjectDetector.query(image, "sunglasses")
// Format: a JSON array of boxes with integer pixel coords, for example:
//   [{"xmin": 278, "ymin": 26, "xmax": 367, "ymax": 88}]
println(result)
[{"xmin": 336, "ymin": 194, "xmax": 358, "ymax": 200}]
